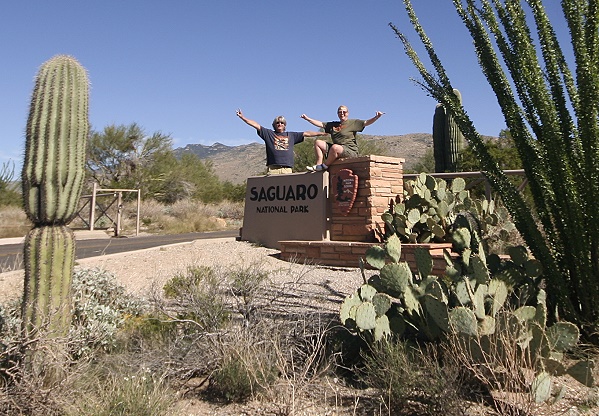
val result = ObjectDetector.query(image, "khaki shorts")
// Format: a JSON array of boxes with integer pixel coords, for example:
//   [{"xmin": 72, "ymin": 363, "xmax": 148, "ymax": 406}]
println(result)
[
  {"xmin": 266, "ymin": 165, "xmax": 292, "ymax": 175},
  {"xmin": 326, "ymin": 143, "xmax": 358, "ymax": 159}
]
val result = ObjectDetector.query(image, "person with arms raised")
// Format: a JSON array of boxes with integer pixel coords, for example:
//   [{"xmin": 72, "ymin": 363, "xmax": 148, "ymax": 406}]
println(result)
[
  {"xmin": 237, "ymin": 109, "xmax": 327, "ymax": 174},
  {"xmin": 301, "ymin": 105, "xmax": 384, "ymax": 171}
]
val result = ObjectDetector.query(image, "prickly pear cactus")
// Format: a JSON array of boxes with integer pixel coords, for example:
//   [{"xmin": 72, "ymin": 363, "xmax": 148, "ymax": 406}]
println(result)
[
  {"xmin": 380, "ymin": 173, "xmax": 515, "ymax": 249},
  {"xmin": 343, "ymin": 221, "xmax": 594, "ymax": 402},
  {"xmin": 21, "ymin": 55, "xmax": 89, "ymax": 340}
]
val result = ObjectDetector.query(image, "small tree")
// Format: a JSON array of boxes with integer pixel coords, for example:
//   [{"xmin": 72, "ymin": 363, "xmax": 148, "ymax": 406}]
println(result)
[
  {"xmin": 0, "ymin": 161, "xmax": 20, "ymax": 207},
  {"xmin": 392, "ymin": 0, "xmax": 599, "ymax": 334},
  {"xmin": 86, "ymin": 123, "xmax": 173, "ymax": 194},
  {"xmin": 86, "ymin": 124, "xmax": 234, "ymax": 203},
  {"xmin": 460, "ymin": 129, "xmax": 523, "ymax": 172}
]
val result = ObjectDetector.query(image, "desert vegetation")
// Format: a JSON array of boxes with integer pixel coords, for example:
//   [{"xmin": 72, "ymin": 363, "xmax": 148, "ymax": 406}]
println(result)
[{"xmin": 2, "ymin": 1, "xmax": 599, "ymax": 415}]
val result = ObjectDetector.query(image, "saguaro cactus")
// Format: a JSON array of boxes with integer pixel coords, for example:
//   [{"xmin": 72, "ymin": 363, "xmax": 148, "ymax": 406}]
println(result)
[
  {"xmin": 432, "ymin": 88, "xmax": 465, "ymax": 172},
  {"xmin": 21, "ymin": 55, "xmax": 89, "ymax": 339}
]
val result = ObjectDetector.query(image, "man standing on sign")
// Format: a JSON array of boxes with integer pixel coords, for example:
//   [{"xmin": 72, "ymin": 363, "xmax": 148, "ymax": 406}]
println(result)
[
  {"xmin": 301, "ymin": 105, "xmax": 385, "ymax": 171},
  {"xmin": 236, "ymin": 109, "xmax": 327, "ymax": 174}
]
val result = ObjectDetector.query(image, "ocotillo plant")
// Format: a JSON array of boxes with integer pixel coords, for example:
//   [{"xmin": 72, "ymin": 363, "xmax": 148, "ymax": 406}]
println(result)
[
  {"xmin": 393, "ymin": 1, "xmax": 599, "ymax": 335},
  {"xmin": 432, "ymin": 88, "xmax": 465, "ymax": 172},
  {"xmin": 21, "ymin": 55, "xmax": 89, "ymax": 340}
]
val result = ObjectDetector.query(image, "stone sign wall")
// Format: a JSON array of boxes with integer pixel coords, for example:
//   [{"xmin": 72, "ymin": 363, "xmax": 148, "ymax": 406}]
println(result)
[{"xmin": 240, "ymin": 155, "xmax": 405, "ymax": 249}]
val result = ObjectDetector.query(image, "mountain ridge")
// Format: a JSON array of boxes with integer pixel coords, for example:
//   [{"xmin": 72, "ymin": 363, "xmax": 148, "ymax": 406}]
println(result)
[{"xmin": 175, "ymin": 133, "xmax": 433, "ymax": 184}]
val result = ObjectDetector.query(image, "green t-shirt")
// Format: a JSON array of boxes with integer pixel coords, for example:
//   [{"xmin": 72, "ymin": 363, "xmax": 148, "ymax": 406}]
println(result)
[{"xmin": 323, "ymin": 119, "xmax": 366, "ymax": 154}]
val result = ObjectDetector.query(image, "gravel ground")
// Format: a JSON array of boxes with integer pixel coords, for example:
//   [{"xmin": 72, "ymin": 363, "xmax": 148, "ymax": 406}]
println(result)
[
  {"xmin": 2, "ymin": 238, "xmax": 592, "ymax": 415},
  {"xmin": 0, "ymin": 237, "xmax": 387, "ymax": 415},
  {"xmin": 0, "ymin": 237, "xmax": 371, "ymax": 311}
]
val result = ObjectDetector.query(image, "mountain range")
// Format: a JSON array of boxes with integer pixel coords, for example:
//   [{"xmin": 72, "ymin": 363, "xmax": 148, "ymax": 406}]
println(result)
[{"xmin": 175, "ymin": 133, "xmax": 433, "ymax": 184}]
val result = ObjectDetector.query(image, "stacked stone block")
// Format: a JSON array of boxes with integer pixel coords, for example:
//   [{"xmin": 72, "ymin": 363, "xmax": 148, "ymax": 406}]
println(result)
[{"xmin": 328, "ymin": 155, "xmax": 405, "ymax": 242}]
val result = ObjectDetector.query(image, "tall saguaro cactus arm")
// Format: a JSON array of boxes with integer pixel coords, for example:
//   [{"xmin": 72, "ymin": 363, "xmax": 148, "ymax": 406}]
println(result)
[
  {"xmin": 23, "ymin": 55, "xmax": 89, "ymax": 225},
  {"xmin": 432, "ymin": 89, "xmax": 465, "ymax": 172},
  {"xmin": 21, "ymin": 55, "xmax": 89, "ymax": 343}
]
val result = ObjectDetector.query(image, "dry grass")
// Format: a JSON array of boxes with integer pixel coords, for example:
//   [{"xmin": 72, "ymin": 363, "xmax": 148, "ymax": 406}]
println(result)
[
  {"xmin": 0, "ymin": 199, "xmax": 244, "ymax": 239},
  {"xmin": 2, "ymin": 214, "xmax": 598, "ymax": 415},
  {"xmin": 126, "ymin": 199, "xmax": 243, "ymax": 235},
  {"xmin": 444, "ymin": 313, "xmax": 599, "ymax": 416},
  {"xmin": 0, "ymin": 205, "xmax": 30, "ymax": 238},
  {"xmin": 2, "ymin": 258, "xmax": 598, "ymax": 416}
]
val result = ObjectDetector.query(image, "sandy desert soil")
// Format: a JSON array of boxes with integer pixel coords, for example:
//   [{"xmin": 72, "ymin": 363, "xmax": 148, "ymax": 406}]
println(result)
[
  {"xmin": 0, "ymin": 237, "xmax": 388, "ymax": 415},
  {"xmin": 1, "ymin": 238, "xmax": 594, "ymax": 415},
  {"xmin": 0, "ymin": 237, "xmax": 369, "ymax": 307}
]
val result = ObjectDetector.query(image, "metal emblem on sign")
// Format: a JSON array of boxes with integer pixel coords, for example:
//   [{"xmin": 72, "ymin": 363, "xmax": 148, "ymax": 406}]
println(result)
[{"xmin": 334, "ymin": 168, "xmax": 358, "ymax": 216}]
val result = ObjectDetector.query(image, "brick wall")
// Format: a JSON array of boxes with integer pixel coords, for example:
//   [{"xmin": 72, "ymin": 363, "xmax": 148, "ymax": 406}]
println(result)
[
  {"xmin": 279, "ymin": 240, "xmax": 452, "ymax": 276},
  {"xmin": 328, "ymin": 155, "xmax": 404, "ymax": 242}
]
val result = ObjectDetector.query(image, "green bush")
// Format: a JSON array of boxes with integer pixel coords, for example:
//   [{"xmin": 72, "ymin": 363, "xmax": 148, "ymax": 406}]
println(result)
[
  {"xmin": 209, "ymin": 329, "xmax": 279, "ymax": 403},
  {"xmin": 0, "ymin": 161, "xmax": 20, "ymax": 208}
]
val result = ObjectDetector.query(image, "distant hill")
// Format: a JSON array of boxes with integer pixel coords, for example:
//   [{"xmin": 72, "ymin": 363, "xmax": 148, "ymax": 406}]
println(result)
[{"xmin": 175, "ymin": 133, "xmax": 433, "ymax": 184}]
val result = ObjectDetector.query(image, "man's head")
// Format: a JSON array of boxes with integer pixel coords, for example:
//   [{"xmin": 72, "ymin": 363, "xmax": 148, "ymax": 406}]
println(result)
[
  {"xmin": 272, "ymin": 116, "xmax": 287, "ymax": 132},
  {"xmin": 337, "ymin": 105, "xmax": 349, "ymax": 122}
]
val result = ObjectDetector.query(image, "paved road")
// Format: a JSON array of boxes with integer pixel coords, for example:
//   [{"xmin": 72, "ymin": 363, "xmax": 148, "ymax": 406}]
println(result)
[{"xmin": 0, "ymin": 230, "xmax": 239, "ymax": 272}]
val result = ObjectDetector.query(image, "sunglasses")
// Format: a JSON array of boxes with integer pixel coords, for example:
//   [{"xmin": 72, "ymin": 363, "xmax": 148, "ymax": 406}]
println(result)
[
  {"xmin": 275, "ymin": 121, "xmax": 286, "ymax": 125},
  {"xmin": 338, "ymin": 111, "xmax": 348, "ymax": 114}
]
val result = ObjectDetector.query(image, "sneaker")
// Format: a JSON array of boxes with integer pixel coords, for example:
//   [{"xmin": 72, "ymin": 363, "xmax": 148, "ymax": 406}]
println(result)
[{"xmin": 307, "ymin": 164, "xmax": 327, "ymax": 172}]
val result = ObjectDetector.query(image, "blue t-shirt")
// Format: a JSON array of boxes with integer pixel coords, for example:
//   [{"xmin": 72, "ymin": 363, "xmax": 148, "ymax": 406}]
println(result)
[{"xmin": 258, "ymin": 127, "xmax": 305, "ymax": 167}]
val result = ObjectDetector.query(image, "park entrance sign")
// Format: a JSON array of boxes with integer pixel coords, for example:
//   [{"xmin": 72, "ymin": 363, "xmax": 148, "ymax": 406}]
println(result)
[
  {"xmin": 240, "ymin": 172, "xmax": 329, "ymax": 249},
  {"xmin": 241, "ymin": 155, "xmax": 405, "ymax": 252}
]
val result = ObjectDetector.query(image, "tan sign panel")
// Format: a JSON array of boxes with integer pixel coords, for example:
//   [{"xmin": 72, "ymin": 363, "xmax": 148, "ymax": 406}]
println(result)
[{"xmin": 241, "ymin": 172, "xmax": 329, "ymax": 249}]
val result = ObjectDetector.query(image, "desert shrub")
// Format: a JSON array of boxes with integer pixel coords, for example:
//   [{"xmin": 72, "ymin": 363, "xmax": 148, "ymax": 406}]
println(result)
[
  {"xmin": 67, "ymin": 197, "xmax": 243, "ymax": 237},
  {"xmin": 221, "ymin": 180, "xmax": 246, "ymax": 202},
  {"xmin": 116, "ymin": 312, "xmax": 178, "ymax": 352},
  {"xmin": 162, "ymin": 262, "xmax": 281, "ymax": 331},
  {"xmin": 66, "ymin": 365, "xmax": 175, "ymax": 416},
  {"xmin": 444, "ymin": 322, "xmax": 536, "ymax": 415},
  {"xmin": 0, "ymin": 161, "xmax": 21, "ymax": 208},
  {"xmin": 406, "ymin": 147, "xmax": 435, "ymax": 174},
  {"xmin": 0, "ymin": 311, "xmax": 75, "ymax": 415},
  {"xmin": 70, "ymin": 268, "xmax": 147, "ymax": 358},
  {"xmin": 229, "ymin": 263, "xmax": 270, "ymax": 322},
  {"xmin": 157, "ymin": 263, "xmax": 339, "ymax": 407},
  {"xmin": 163, "ymin": 265, "xmax": 230, "ymax": 332},
  {"xmin": 359, "ymin": 340, "xmax": 466, "ymax": 415},
  {"xmin": 208, "ymin": 325, "xmax": 282, "ymax": 403},
  {"xmin": 0, "ymin": 370, "xmax": 65, "ymax": 416},
  {"xmin": 134, "ymin": 198, "xmax": 243, "ymax": 235}
]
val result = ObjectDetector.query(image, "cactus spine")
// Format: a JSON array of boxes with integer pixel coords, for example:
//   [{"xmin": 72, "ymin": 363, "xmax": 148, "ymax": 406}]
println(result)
[
  {"xmin": 21, "ymin": 55, "xmax": 89, "ymax": 340},
  {"xmin": 432, "ymin": 89, "xmax": 465, "ymax": 172}
]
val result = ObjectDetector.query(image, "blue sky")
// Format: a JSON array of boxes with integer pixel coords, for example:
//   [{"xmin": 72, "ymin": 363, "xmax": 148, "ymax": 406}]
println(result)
[{"xmin": 0, "ymin": 1, "xmax": 568, "ymax": 169}]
